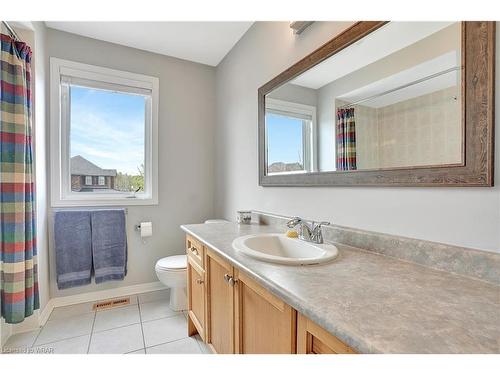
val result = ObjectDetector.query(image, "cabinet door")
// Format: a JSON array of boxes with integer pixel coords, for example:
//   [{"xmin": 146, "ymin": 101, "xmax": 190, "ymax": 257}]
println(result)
[
  {"xmin": 234, "ymin": 270, "xmax": 296, "ymax": 354},
  {"xmin": 297, "ymin": 313, "xmax": 356, "ymax": 354},
  {"xmin": 206, "ymin": 249, "xmax": 235, "ymax": 354},
  {"xmin": 187, "ymin": 256, "xmax": 206, "ymax": 340}
]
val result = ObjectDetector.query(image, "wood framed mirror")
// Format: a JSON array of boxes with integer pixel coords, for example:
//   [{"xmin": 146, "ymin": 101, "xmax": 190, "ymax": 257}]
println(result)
[{"xmin": 258, "ymin": 22, "xmax": 495, "ymax": 187}]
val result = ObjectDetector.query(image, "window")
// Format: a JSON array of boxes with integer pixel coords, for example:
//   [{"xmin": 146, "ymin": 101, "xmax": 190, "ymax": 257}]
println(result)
[
  {"xmin": 265, "ymin": 99, "xmax": 316, "ymax": 175},
  {"xmin": 50, "ymin": 58, "xmax": 159, "ymax": 206}
]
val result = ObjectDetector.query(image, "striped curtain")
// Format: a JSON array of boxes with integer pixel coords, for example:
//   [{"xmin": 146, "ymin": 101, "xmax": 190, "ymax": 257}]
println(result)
[
  {"xmin": 0, "ymin": 33, "xmax": 39, "ymax": 324},
  {"xmin": 336, "ymin": 107, "xmax": 357, "ymax": 171}
]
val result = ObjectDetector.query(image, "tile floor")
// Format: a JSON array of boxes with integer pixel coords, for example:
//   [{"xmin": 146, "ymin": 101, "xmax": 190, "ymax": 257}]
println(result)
[{"xmin": 3, "ymin": 289, "xmax": 211, "ymax": 354}]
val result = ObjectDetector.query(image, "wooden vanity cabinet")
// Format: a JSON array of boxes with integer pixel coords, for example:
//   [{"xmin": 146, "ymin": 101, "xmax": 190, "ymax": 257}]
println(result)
[
  {"xmin": 186, "ymin": 235, "xmax": 207, "ymax": 341},
  {"xmin": 297, "ymin": 313, "xmax": 356, "ymax": 354},
  {"xmin": 187, "ymin": 256, "xmax": 206, "ymax": 340},
  {"xmin": 186, "ymin": 235, "xmax": 355, "ymax": 354},
  {"xmin": 234, "ymin": 269, "xmax": 296, "ymax": 353},
  {"xmin": 205, "ymin": 249, "xmax": 235, "ymax": 354}
]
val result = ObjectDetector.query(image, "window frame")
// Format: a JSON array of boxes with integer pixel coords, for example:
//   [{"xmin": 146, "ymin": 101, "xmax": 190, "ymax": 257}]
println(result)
[
  {"xmin": 50, "ymin": 58, "xmax": 159, "ymax": 207},
  {"xmin": 265, "ymin": 98, "xmax": 317, "ymax": 175},
  {"xmin": 85, "ymin": 176, "xmax": 93, "ymax": 186},
  {"xmin": 98, "ymin": 176, "xmax": 105, "ymax": 186}
]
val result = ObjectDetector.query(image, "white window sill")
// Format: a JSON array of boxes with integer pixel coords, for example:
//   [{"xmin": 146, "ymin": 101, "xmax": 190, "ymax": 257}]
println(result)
[{"xmin": 51, "ymin": 197, "xmax": 158, "ymax": 207}]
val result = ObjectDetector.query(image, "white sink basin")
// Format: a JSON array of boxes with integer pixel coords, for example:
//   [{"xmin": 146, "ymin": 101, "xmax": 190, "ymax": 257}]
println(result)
[{"xmin": 232, "ymin": 233, "xmax": 338, "ymax": 265}]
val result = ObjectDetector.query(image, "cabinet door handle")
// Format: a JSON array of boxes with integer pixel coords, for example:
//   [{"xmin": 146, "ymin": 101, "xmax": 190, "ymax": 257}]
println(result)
[
  {"xmin": 224, "ymin": 274, "xmax": 237, "ymax": 287},
  {"xmin": 196, "ymin": 279, "xmax": 204, "ymax": 284},
  {"xmin": 191, "ymin": 246, "xmax": 199, "ymax": 255}
]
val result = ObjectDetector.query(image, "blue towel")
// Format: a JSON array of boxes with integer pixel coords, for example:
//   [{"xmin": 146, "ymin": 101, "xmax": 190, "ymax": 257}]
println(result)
[
  {"xmin": 54, "ymin": 211, "xmax": 92, "ymax": 289},
  {"xmin": 91, "ymin": 209, "xmax": 127, "ymax": 284}
]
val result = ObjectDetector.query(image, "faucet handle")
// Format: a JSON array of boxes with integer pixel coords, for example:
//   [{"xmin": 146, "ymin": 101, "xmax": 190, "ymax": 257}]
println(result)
[
  {"xmin": 311, "ymin": 221, "xmax": 330, "ymax": 244},
  {"xmin": 313, "ymin": 221, "xmax": 330, "ymax": 230},
  {"xmin": 286, "ymin": 216, "xmax": 302, "ymax": 228}
]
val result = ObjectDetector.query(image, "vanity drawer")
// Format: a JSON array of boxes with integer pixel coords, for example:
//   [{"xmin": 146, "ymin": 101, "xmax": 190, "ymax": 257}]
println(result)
[{"xmin": 186, "ymin": 235, "xmax": 204, "ymax": 268}]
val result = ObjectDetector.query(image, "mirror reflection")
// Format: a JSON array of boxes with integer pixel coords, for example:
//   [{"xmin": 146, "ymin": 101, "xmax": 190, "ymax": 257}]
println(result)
[{"xmin": 265, "ymin": 22, "xmax": 462, "ymax": 175}]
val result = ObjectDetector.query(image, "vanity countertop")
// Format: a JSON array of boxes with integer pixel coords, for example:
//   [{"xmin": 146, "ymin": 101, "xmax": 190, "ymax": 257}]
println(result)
[{"xmin": 181, "ymin": 222, "xmax": 500, "ymax": 354}]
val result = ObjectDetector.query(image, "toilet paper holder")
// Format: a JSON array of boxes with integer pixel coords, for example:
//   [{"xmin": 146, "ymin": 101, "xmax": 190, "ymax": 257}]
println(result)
[
  {"xmin": 135, "ymin": 222, "xmax": 153, "ymax": 243},
  {"xmin": 135, "ymin": 223, "xmax": 151, "ymax": 231}
]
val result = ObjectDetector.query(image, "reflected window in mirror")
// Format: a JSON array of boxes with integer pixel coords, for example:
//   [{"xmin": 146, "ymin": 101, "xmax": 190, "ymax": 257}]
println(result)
[{"xmin": 265, "ymin": 98, "xmax": 317, "ymax": 175}]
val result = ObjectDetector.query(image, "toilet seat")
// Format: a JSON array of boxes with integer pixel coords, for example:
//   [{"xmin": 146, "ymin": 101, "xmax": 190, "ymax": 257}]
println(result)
[{"xmin": 156, "ymin": 255, "xmax": 187, "ymax": 271}]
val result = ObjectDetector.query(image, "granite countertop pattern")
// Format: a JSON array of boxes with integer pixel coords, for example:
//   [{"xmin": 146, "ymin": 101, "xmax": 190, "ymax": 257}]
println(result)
[{"xmin": 181, "ymin": 222, "xmax": 500, "ymax": 354}]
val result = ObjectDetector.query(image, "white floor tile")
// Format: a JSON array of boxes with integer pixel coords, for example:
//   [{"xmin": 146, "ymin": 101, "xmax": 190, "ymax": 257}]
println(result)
[
  {"xmin": 35, "ymin": 312, "xmax": 95, "ymax": 345},
  {"xmin": 88, "ymin": 324, "xmax": 144, "ymax": 354},
  {"xmin": 146, "ymin": 337, "xmax": 201, "ymax": 354},
  {"xmin": 93, "ymin": 305, "xmax": 140, "ymax": 332},
  {"xmin": 139, "ymin": 299, "xmax": 180, "ymax": 322},
  {"xmin": 49, "ymin": 302, "xmax": 94, "ymax": 321},
  {"xmin": 3, "ymin": 329, "xmax": 40, "ymax": 353},
  {"xmin": 137, "ymin": 289, "xmax": 170, "ymax": 304},
  {"xmin": 32, "ymin": 335, "xmax": 90, "ymax": 354},
  {"xmin": 142, "ymin": 314, "xmax": 187, "ymax": 348}
]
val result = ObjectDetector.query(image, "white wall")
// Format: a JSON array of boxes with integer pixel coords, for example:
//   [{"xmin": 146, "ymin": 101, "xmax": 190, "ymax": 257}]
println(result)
[
  {"xmin": 32, "ymin": 22, "xmax": 51, "ymax": 313},
  {"xmin": 45, "ymin": 28, "xmax": 217, "ymax": 298},
  {"xmin": 268, "ymin": 83, "xmax": 318, "ymax": 107},
  {"xmin": 215, "ymin": 21, "xmax": 500, "ymax": 252}
]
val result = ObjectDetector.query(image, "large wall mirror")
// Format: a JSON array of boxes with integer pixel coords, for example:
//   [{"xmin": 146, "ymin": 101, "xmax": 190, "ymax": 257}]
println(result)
[{"xmin": 258, "ymin": 22, "xmax": 495, "ymax": 186}]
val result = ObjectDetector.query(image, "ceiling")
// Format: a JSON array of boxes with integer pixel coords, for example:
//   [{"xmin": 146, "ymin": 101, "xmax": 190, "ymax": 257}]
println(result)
[
  {"xmin": 45, "ymin": 22, "xmax": 253, "ymax": 66},
  {"xmin": 337, "ymin": 51, "xmax": 460, "ymax": 108},
  {"xmin": 291, "ymin": 22, "xmax": 456, "ymax": 90}
]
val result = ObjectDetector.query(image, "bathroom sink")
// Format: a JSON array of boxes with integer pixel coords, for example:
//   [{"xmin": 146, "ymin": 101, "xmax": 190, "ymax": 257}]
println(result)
[{"xmin": 232, "ymin": 233, "xmax": 338, "ymax": 265}]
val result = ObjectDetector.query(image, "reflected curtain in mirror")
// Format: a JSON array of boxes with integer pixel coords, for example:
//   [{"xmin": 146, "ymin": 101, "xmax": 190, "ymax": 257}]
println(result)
[{"xmin": 336, "ymin": 108, "xmax": 357, "ymax": 171}]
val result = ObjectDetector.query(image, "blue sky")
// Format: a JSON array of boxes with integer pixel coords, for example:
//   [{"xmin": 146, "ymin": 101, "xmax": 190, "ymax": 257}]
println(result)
[
  {"xmin": 70, "ymin": 86, "xmax": 145, "ymax": 175},
  {"xmin": 266, "ymin": 113, "xmax": 303, "ymax": 164}
]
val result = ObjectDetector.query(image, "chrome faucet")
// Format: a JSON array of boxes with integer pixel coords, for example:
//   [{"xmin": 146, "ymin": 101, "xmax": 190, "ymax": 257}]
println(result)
[{"xmin": 286, "ymin": 217, "xmax": 330, "ymax": 244}]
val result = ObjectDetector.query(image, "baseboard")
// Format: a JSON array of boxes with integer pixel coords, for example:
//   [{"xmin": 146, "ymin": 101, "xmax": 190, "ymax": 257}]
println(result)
[
  {"xmin": 38, "ymin": 300, "xmax": 55, "ymax": 326},
  {"xmin": 3, "ymin": 281, "xmax": 167, "ymax": 340}
]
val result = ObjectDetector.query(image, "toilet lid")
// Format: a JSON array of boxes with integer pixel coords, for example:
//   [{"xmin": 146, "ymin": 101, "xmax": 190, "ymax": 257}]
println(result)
[{"xmin": 156, "ymin": 255, "xmax": 187, "ymax": 270}]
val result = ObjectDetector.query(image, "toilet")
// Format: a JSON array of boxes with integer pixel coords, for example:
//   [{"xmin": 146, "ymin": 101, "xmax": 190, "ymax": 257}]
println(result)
[
  {"xmin": 155, "ymin": 219, "xmax": 228, "ymax": 311},
  {"xmin": 155, "ymin": 255, "xmax": 188, "ymax": 311}
]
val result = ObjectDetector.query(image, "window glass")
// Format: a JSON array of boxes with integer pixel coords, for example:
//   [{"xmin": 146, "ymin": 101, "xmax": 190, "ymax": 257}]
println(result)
[
  {"xmin": 69, "ymin": 85, "xmax": 146, "ymax": 194},
  {"xmin": 266, "ymin": 112, "xmax": 305, "ymax": 174}
]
